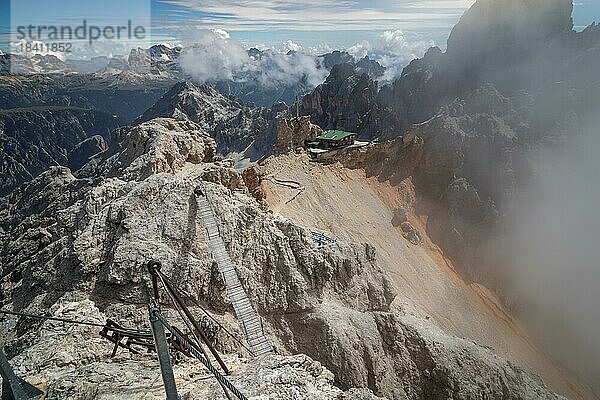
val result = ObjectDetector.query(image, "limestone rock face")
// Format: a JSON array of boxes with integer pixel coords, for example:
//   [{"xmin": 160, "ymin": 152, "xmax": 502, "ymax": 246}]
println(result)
[
  {"xmin": 333, "ymin": 88, "xmax": 511, "ymax": 284},
  {"xmin": 103, "ymin": 118, "xmax": 217, "ymax": 181},
  {"xmin": 241, "ymin": 165, "xmax": 266, "ymax": 201},
  {"xmin": 275, "ymin": 116, "xmax": 323, "ymax": 151},
  {"xmin": 445, "ymin": 0, "xmax": 575, "ymax": 94},
  {"xmin": 0, "ymin": 115, "xmax": 565, "ymax": 400},
  {"xmin": 136, "ymin": 81, "xmax": 285, "ymax": 160},
  {"xmin": 299, "ymin": 64, "xmax": 379, "ymax": 136},
  {"xmin": 399, "ymin": 222, "xmax": 422, "ymax": 246}
]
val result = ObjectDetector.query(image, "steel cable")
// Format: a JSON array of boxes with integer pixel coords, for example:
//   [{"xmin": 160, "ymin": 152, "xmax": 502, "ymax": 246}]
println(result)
[{"xmin": 153, "ymin": 310, "xmax": 248, "ymax": 400}]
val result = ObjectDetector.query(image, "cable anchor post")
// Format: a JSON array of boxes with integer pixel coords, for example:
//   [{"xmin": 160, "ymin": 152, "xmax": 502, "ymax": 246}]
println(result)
[{"xmin": 147, "ymin": 261, "xmax": 179, "ymax": 400}]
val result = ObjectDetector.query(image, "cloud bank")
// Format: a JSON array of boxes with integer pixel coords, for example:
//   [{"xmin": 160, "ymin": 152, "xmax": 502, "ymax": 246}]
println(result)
[
  {"xmin": 179, "ymin": 28, "xmax": 436, "ymax": 88},
  {"xmin": 179, "ymin": 29, "xmax": 249, "ymax": 82},
  {"xmin": 179, "ymin": 29, "xmax": 329, "ymax": 88},
  {"xmin": 348, "ymin": 30, "xmax": 435, "ymax": 80}
]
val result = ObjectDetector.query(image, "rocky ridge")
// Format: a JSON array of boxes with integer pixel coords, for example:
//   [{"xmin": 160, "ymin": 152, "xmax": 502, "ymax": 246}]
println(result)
[
  {"xmin": 137, "ymin": 81, "xmax": 288, "ymax": 161},
  {"xmin": 1, "ymin": 46, "xmax": 386, "ymax": 108},
  {"xmin": 0, "ymin": 54, "xmax": 75, "ymax": 75}
]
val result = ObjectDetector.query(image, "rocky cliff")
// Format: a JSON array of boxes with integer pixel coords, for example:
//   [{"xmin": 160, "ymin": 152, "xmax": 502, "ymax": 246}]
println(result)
[
  {"xmin": 275, "ymin": 116, "xmax": 323, "ymax": 151},
  {"xmin": 0, "ymin": 106, "xmax": 120, "ymax": 196},
  {"xmin": 137, "ymin": 81, "xmax": 287, "ymax": 161},
  {"xmin": 0, "ymin": 112, "xmax": 567, "ymax": 399},
  {"xmin": 299, "ymin": 64, "xmax": 380, "ymax": 137}
]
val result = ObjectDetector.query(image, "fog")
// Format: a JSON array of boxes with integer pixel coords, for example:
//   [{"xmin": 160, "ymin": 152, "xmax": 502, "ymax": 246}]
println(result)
[{"xmin": 503, "ymin": 117, "xmax": 600, "ymax": 389}]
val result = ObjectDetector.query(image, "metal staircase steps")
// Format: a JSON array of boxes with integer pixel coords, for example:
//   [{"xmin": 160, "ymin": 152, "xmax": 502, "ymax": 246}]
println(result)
[{"xmin": 196, "ymin": 189, "xmax": 274, "ymax": 356}]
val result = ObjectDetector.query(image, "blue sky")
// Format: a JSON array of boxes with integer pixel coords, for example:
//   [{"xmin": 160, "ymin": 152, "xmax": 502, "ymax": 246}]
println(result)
[
  {"xmin": 1, "ymin": 0, "xmax": 599, "ymax": 53},
  {"xmin": 153, "ymin": 0, "xmax": 599, "ymax": 46},
  {"xmin": 573, "ymin": 0, "xmax": 600, "ymax": 29},
  {"xmin": 152, "ymin": 0, "xmax": 475, "ymax": 47}
]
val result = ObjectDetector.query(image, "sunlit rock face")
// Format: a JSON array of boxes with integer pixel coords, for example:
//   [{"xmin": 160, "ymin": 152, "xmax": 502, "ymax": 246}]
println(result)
[{"xmin": 136, "ymin": 81, "xmax": 286, "ymax": 160}]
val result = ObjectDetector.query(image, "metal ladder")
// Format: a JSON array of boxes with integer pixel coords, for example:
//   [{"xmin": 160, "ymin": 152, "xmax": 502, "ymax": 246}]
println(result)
[{"xmin": 195, "ymin": 186, "xmax": 274, "ymax": 356}]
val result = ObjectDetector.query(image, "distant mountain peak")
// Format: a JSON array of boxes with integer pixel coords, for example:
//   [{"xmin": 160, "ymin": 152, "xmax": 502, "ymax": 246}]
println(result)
[
  {"xmin": 135, "ymin": 81, "xmax": 283, "ymax": 159},
  {"xmin": 137, "ymin": 81, "xmax": 244, "ymax": 126}
]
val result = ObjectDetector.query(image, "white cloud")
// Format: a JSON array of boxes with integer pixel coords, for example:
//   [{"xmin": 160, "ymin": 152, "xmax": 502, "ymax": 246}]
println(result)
[
  {"xmin": 347, "ymin": 30, "xmax": 434, "ymax": 81},
  {"xmin": 211, "ymin": 28, "xmax": 230, "ymax": 39},
  {"xmin": 283, "ymin": 40, "xmax": 303, "ymax": 53},
  {"xmin": 179, "ymin": 29, "xmax": 250, "ymax": 82},
  {"xmin": 179, "ymin": 29, "xmax": 328, "ymax": 88},
  {"xmin": 180, "ymin": 28, "xmax": 435, "ymax": 87},
  {"xmin": 306, "ymin": 43, "xmax": 334, "ymax": 55},
  {"xmin": 257, "ymin": 50, "xmax": 328, "ymax": 88}
]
